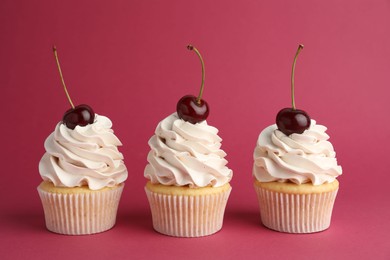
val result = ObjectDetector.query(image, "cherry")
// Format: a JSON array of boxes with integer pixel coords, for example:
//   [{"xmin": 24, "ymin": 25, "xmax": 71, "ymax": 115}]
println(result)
[
  {"xmin": 63, "ymin": 104, "xmax": 95, "ymax": 129},
  {"xmin": 276, "ymin": 44, "xmax": 311, "ymax": 136},
  {"xmin": 177, "ymin": 95, "xmax": 209, "ymax": 124},
  {"xmin": 53, "ymin": 46, "xmax": 95, "ymax": 129},
  {"xmin": 176, "ymin": 45, "xmax": 209, "ymax": 124},
  {"xmin": 276, "ymin": 108, "xmax": 310, "ymax": 135}
]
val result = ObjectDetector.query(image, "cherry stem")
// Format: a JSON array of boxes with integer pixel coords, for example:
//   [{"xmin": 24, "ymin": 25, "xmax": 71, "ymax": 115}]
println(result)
[
  {"xmin": 187, "ymin": 45, "xmax": 205, "ymax": 104},
  {"xmin": 53, "ymin": 45, "xmax": 75, "ymax": 109},
  {"xmin": 291, "ymin": 44, "xmax": 304, "ymax": 110}
]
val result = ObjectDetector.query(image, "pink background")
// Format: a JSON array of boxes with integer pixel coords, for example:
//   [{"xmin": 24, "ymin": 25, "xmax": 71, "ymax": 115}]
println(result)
[{"xmin": 1, "ymin": 0, "xmax": 389, "ymax": 259}]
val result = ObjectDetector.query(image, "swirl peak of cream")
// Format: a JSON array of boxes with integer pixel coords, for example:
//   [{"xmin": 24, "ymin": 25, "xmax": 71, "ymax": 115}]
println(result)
[
  {"xmin": 253, "ymin": 120, "xmax": 342, "ymax": 185},
  {"xmin": 39, "ymin": 114, "xmax": 128, "ymax": 190},
  {"xmin": 144, "ymin": 113, "xmax": 232, "ymax": 188}
]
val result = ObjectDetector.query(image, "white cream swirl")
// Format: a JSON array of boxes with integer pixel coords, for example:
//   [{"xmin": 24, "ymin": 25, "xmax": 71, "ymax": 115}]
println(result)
[
  {"xmin": 144, "ymin": 113, "xmax": 232, "ymax": 188},
  {"xmin": 39, "ymin": 114, "xmax": 128, "ymax": 190},
  {"xmin": 253, "ymin": 120, "xmax": 342, "ymax": 185}
]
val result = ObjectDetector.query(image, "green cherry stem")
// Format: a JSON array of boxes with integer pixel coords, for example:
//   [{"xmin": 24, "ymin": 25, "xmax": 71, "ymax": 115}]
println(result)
[
  {"xmin": 187, "ymin": 45, "xmax": 205, "ymax": 105},
  {"xmin": 291, "ymin": 44, "xmax": 304, "ymax": 110},
  {"xmin": 53, "ymin": 45, "xmax": 75, "ymax": 109}
]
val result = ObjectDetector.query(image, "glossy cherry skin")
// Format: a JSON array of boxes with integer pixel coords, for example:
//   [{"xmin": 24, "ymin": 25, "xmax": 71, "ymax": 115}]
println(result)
[
  {"xmin": 276, "ymin": 107, "xmax": 311, "ymax": 136},
  {"xmin": 176, "ymin": 95, "xmax": 209, "ymax": 124},
  {"xmin": 62, "ymin": 104, "xmax": 95, "ymax": 129}
]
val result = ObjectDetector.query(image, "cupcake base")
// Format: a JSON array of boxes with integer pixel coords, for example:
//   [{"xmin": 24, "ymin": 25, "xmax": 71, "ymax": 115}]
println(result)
[
  {"xmin": 37, "ymin": 181, "xmax": 124, "ymax": 235},
  {"xmin": 145, "ymin": 182, "xmax": 232, "ymax": 237},
  {"xmin": 254, "ymin": 180, "xmax": 339, "ymax": 233}
]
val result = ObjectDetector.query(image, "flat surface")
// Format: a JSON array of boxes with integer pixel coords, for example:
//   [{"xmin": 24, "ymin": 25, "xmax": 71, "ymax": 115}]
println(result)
[{"xmin": 1, "ymin": 0, "xmax": 390, "ymax": 259}]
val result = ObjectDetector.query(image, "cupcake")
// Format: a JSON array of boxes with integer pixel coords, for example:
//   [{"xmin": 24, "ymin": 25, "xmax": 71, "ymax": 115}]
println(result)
[
  {"xmin": 253, "ymin": 121, "xmax": 342, "ymax": 233},
  {"xmin": 144, "ymin": 45, "xmax": 233, "ymax": 237},
  {"xmin": 252, "ymin": 45, "xmax": 342, "ymax": 233},
  {"xmin": 38, "ymin": 114, "xmax": 128, "ymax": 235},
  {"xmin": 37, "ymin": 47, "xmax": 128, "ymax": 235},
  {"xmin": 145, "ymin": 113, "xmax": 232, "ymax": 237}
]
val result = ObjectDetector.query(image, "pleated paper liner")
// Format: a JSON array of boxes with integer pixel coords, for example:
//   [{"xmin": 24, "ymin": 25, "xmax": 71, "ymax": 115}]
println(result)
[
  {"xmin": 37, "ymin": 182, "xmax": 124, "ymax": 235},
  {"xmin": 145, "ymin": 183, "xmax": 232, "ymax": 237},
  {"xmin": 254, "ymin": 180, "xmax": 339, "ymax": 233}
]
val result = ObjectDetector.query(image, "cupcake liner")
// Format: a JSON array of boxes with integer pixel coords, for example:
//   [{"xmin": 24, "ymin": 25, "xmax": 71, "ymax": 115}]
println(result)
[
  {"xmin": 145, "ymin": 187, "xmax": 231, "ymax": 237},
  {"xmin": 37, "ymin": 184, "xmax": 124, "ymax": 235},
  {"xmin": 254, "ymin": 184, "xmax": 338, "ymax": 233}
]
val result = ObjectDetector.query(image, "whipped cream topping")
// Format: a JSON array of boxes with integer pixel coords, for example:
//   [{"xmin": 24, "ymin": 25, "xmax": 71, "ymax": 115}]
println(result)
[
  {"xmin": 144, "ymin": 113, "xmax": 232, "ymax": 188},
  {"xmin": 253, "ymin": 120, "xmax": 342, "ymax": 185},
  {"xmin": 39, "ymin": 114, "xmax": 128, "ymax": 190}
]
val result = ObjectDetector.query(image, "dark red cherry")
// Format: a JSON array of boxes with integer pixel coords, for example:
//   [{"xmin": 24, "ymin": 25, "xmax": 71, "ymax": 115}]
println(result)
[
  {"xmin": 276, "ymin": 45, "xmax": 311, "ymax": 135},
  {"xmin": 62, "ymin": 104, "xmax": 95, "ymax": 129},
  {"xmin": 177, "ymin": 95, "xmax": 209, "ymax": 124},
  {"xmin": 276, "ymin": 108, "xmax": 311, "ymax": 136},
  {"xmin": 52, "ymin": 47, "xmax": 95, "ymax": 130},
  {"xmin": 177, "ymin": 45, "xmax": 210, "ymax": 124}
]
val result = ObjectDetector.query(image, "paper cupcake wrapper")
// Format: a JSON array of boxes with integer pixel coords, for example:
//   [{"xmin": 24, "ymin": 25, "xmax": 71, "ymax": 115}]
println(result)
[
  {"xmin": 254, "ymin": 185, "xmax": 338, "ymax": 233},
  {"xmin": 37, "ymin": 184, "xmax": 124, "ymax": 235},
  {"xmin": 145, "ymin": 187, "xmax": 231, "ymax": 237}
]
